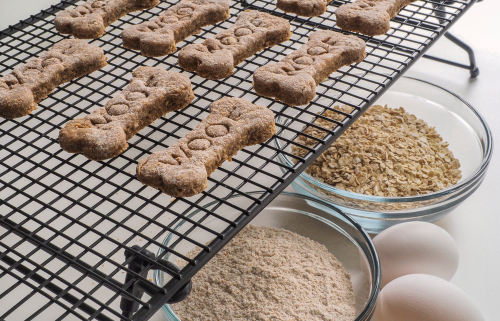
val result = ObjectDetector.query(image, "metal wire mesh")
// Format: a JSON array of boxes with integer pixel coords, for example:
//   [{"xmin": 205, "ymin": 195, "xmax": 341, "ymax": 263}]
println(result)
[{"xmin": 0, "ymin": 0, "xmax": 475, "ymax": 320}]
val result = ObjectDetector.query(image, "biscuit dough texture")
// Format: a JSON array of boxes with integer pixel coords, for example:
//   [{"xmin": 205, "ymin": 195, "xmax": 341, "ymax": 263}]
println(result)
[
  {"xmin": 277, "ymin": 0, "xmax": 328, "ymax": 17},
  {"xmin": 137, "ymin": 97, "xmax": 276, "ymax": 197},
  {"xmin": 122, "ymin": 0, "xmax": 230, "ymax": 57},
  {"xmin": 253, "ymin": 30, "xmax": 366, "ymax": 106},
  {"xmin": 178, "ymin": 10, "xmax": 291, "ymax": 79},
  {"xmin": 0, "ymin": 39, "xmax": 107, "ymax": 119},
  {"xmin": 336, "ymin": 0, "xmax": 417, "ymax": 36},
  {"xmin": 59, "ymin": 67, "xmax": 194, "ymax": 161},
  {"xmin": 55, "ymin": 0, "xmax": 160, "ymax": 39}
]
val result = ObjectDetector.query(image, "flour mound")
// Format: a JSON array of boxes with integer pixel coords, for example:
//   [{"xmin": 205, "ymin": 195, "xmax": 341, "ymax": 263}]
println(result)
[{"xmin": 173, "ymin": 225, "xmax": 356, "ymax": 321}]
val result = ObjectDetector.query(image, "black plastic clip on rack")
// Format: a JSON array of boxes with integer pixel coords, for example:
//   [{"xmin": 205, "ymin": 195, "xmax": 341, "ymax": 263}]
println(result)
[{"xmin": 120, "ymin": 246, "xmax": 192, "ymax": 320}]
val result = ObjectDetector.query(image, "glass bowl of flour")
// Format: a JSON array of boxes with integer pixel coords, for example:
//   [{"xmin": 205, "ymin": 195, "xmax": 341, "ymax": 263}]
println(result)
[{"xmin": 154, "ymin": 192, "xmax": 380, "ymax": 321}]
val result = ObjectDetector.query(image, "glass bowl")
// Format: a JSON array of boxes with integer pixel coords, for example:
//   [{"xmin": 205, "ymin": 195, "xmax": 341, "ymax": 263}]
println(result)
[
  {"xmin": 276, "ymin": 77, "xmax": 493, "ymax": 234},
  {"xmin": 154, "ymin": 192, "xmax": 380, "ymax": 321}
]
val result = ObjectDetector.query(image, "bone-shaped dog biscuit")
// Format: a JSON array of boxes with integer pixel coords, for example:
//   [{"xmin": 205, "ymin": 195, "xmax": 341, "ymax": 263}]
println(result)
[
  {"xmin": 178, "ymin": 10, "xmax": 291, "ymax": 79},
  {"xmin": 277, "ymin": 0, "xmax": 328, "ymax": 17},
  {"xmin": 0, "ymin": 39, "xmax": 107, "ymax": 119},
  {"xmin": 122, "ymin": 0, "xmax": 230, "ymax": 57},
  {"xmin": 336, "ymin": 0, "xmax": 417, "ymax": 36},
  {"xmin": 59, "ymin": 67, "xmax": 194, "ymax": 160},
  {"xmin": 137, "ymin": 97, "xmax": 276, "ymax": 197},
  {"xmin": 253, "ymin": 30, "xmax": 366, "ymax": 106},
  {"xmin": 55, "ymin": 0, "xmax": 160, "ymax": 39}
]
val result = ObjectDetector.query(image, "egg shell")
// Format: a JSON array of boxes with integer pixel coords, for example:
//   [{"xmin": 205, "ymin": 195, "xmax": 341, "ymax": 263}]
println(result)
[
  {"xmin": 372, "ymin": 274, "xmax": 484, "ymax": 321},
  {"xmin": 373, "ymin": 221, "xmax": 459, "ymax": 287}
]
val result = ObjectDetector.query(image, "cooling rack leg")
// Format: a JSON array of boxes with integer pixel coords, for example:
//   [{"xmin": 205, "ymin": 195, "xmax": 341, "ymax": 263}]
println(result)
[
  {"xmin": 423, "ymin": 0, "xmax": 481, "ymax": 78},
  {"xmin": 445, "ymin": 32, "xmax": 479, "ymax": 78},
  {"xmin": 423, "ymin": 32, "xmax": 480, "ymax": 78}
]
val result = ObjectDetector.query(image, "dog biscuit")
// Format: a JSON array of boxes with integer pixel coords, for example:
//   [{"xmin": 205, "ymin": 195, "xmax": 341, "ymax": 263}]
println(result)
[
  {"xmin": 122, "ymin": 0, "xmax": 230, "ymax": 57},
  {"xmin": 55, "ymin": 0, "xmax": 160, "ymax": 39},
  {"xmin": 137, "ymin": 97, "xmax": 276, "ymax": 197},
  {"xmin": 0, "ymin": 39, "xmax": 107, "ymax": 119},
  {"xmin": 178, "ymin": 10, "xmax": 291, "ymax": 79},
  {"xmin": 336, "ymin": 0, "xmax": 417, "ymax": 36},
  {"xmin": 253, "ymin": 30, "xmax": 365, "ymax": 106},
  {"xmin": 59, "ymin": 67, "xmax": 194, "ymax": 160},
  {"xmin": 277, "ymin": 0, "xmax": 328, "ymax": 17}
]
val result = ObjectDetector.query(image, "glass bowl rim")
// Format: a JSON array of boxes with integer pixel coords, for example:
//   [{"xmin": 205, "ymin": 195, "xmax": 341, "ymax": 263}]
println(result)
[
  {"xmin": 275, "ymin": 76, "xmax": 493, "ymax": 203},
  {"xmin": 154, "ymin": 191, "xmax": 381, "ymax": 321}
]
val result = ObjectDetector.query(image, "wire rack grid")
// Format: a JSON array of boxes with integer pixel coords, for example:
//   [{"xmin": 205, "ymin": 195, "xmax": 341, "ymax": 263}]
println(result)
[{"xmin": 0, "ymin": 0, "xmax": 476, "ymax": 320}]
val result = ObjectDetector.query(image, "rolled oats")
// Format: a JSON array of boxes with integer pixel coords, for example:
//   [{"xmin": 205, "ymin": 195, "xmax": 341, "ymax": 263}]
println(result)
[{"xmin": 292, "ymin": 105, "xmax": 462, "ymax": 197}]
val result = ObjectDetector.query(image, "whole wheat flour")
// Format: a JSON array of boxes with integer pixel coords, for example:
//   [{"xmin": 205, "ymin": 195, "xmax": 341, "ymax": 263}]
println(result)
[{"xmin": 173, "ymin": 225, "xmax": 356, "ymax": 321}]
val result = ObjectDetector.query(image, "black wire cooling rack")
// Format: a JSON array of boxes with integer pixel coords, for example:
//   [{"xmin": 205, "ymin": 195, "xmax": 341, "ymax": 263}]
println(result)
[{"xmin": 0, "ymin": 0, "xmax": 478, "ymax": 320}]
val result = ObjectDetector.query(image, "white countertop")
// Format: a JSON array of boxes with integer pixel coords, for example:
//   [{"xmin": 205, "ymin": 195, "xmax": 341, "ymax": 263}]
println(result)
[{"xmin": 1, "ymin": 0, "xmax": 499, "ymax": 320}]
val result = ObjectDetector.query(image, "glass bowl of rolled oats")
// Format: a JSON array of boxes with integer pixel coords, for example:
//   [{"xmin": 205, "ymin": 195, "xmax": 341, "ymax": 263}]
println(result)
[{"xmin": 276, "ymin": 77, "xmax": 493, "ymax": 233}]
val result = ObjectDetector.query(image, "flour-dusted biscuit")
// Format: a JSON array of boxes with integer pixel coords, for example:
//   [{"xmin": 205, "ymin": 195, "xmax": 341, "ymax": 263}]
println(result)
[
  {"xmin": 336, "ymin": 0, "xmax": 417, "ymax": 36},
  {"xmin": 178, "ymin": 10, "xmax": 291, "ymax": 79},
  {"xmin": 55, "ymin": 0, "xmax": 159, "ymax": 39},
  {"xmin": 0, "ymin": 39, "xmax": 107, "ymax": 119},
  {"xmin": 277, "ymin": 0, "xmax": 328, "ymax": 17},
  {"xmin": 253, "ymin": 30, "xmax": 365, "ymax": 106},
  {"xmin": 137, "ymin": 97, "xmax": 276, "ymax": 197},
  {"xmin": 59, "ymin": 67, "xmax": 194, "ymax": 161},
  {"xmin": 122, "ymin": 0, "xmax": 230, "ymax": 57}
]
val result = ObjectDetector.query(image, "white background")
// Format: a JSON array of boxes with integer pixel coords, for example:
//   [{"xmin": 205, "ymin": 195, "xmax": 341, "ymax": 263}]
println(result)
[{"xmin": 0, "ymin": 0, "xmax": 499, "ymax": 320}]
